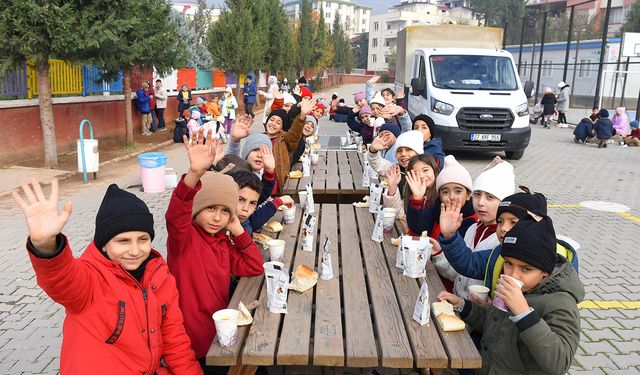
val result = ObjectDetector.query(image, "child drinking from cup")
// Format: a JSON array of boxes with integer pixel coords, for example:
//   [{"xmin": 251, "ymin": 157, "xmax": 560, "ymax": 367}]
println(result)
[
  {"xmin": 12, "ymin": 179, "xmax": 202, "ymax": 374},
  {"xmin": 437, "ymin": 215, "xmax": 584, "ymax": 375}
]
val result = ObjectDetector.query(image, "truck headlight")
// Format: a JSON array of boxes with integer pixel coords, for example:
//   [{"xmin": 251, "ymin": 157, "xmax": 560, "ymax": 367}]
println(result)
[
  {"xmin": 516, "ymin": 102, "xmax": 529, "ymax": 117},
  {"xmin": 431, "ymin": 97, "xmax": 454, "ymax": 116}
]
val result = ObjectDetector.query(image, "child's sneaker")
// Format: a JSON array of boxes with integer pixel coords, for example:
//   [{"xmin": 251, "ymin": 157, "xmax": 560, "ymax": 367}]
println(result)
[{"xmin": 573, "ymin": 137, "xmax": 580, "ymax": 144}]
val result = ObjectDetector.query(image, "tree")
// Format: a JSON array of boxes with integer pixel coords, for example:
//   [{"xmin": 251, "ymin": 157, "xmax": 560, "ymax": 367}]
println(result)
[
  {"xmin": 83, "ymin": 0, "xmax": 186, "ymax": 144},
  {"xmin": 351, "ymin": 33, "xmax": 369, "ymax": 69},
  {"xmin": 170, "ymin": 9, "xmax": 199, "ymax": 68},
  {"xmin": 470, "ymin": 0, "xmax": 525, "ymax": 27},
  {"xmin": 0, "ymin": 1, "xmax": 90, "ymax": 167},
  {"xmin": 262, "ymin": 0, "xmax": 293, "ymax": 73},
  {"xmin": 208, "ymin": 0, "xmax": 266, "ymax": 104},
  {"xmin": 621, "ymin": 0, "xmax": 640, "ymax": 33},
  {"xmin": 191, "ymin": 0, "xmax": 213, "ymax": 69},
  {"xmin": 330, "ymin": 11, "xmax": 355, "ymax": 73},
  {"xmin": 297, "ymin": 0, "xmax": 316, "ymax": 71},
  {"xmin": 313, "ymin": 7, "xmax": 329, "ymax": 70}
]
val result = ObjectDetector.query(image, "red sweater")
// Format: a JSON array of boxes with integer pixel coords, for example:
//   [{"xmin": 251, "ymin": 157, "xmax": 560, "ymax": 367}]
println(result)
[
  {"xmin": 166, "ymin": 178, "xmax": 264, "ymax": 358},
  {"xmin": 28, "ymin": 237, "xmax": 202, "ymax": 374}
]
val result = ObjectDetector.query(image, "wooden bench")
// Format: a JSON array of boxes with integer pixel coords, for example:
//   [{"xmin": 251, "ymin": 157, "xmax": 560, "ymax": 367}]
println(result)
[{"xmin": 206, "ymin": 204, "xmax": 482, "ymax": 374}]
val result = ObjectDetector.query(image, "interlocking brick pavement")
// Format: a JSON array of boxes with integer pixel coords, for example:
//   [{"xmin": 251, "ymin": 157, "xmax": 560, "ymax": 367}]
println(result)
[{"xmin": 0, "ymin": 83, "xmax": 638, "ymax": 373}]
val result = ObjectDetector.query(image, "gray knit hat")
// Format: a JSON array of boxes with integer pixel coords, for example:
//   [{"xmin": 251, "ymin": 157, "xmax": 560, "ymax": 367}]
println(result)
[{"xmin": 241, "ymin": 133, "xmax": 272, "ymax": 160}]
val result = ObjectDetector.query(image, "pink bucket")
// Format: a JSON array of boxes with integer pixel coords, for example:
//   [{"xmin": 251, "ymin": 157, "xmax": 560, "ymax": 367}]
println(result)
[{"xmin": 138, "ymin": 152, "xmax": 168, "ymax": 193}]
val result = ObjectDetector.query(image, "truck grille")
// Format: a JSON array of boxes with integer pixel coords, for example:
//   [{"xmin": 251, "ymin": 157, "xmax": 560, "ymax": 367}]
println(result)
[{"xmin": 456, "ymin": 108, "xmax": 514, "ymax": 130}]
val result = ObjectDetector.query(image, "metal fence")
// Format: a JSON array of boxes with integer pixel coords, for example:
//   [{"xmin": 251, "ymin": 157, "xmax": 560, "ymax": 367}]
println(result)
[
  {"xmin": 0, "ymin": 63, "xmax": 28, "ymax": 99},
  {"xmin": 81, "ymin": 66, "xmax": 123, "ymax": 96},
  {"xmin": 27, "ymin": 60, "xmax": 83, "ymax": 98}
]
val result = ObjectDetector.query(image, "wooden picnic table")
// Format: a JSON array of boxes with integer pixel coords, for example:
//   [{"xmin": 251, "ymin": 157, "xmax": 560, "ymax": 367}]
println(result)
[
  {"xmin": 206, "ymin": 204, "xmax": 482, "ymax": 374},
  {"xmin": 282, "ymin": 150, "xmax": 369, "ymax": 198}
]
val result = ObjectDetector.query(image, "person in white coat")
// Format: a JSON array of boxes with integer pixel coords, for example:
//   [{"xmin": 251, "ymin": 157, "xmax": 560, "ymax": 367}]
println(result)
[
  {"xmin": 258, "ymin": 75, "xmax": 279, "ymax": 126},
  {"xmin": 220, "ymin": 87, "xmax": 238, "ymax": 134}
]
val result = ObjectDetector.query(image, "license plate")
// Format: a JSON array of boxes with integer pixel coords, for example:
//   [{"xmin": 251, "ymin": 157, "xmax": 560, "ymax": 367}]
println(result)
[{"xmin": 470, "ymin": 133, "xmax": 501, "ymax": 141}]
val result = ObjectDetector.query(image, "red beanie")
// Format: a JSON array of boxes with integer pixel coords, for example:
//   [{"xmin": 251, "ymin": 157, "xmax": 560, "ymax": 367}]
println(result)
[
  {"xmin": 300, "ymin": 87, "xmax": 313, "ymax": 99},
  {"xmin": 314, "ymin": 102, "xmax": 325, "ymax": 111}
]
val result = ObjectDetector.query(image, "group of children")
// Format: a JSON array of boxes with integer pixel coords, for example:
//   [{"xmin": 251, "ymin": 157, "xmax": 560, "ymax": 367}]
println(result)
[
  {"xmin": 573, "ymin": 106, "xmax": 640, "ymax": 148},
  {"xmin": 14, "ymin": 75, "xmax": 585, "ymax": 374}
]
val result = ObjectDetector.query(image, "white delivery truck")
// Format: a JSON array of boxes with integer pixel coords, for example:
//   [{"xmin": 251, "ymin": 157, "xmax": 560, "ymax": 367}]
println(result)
[{"xmin": 395, "ymin": 25, "xmax": 533, "ymax": 160}]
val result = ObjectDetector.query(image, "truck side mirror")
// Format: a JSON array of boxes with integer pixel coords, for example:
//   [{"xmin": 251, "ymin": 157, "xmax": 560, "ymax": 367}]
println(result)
[
  {"xmin": 411, "ymin": 78, "xmax": 423, "ymax": 96},
  {"xmin": 523, "ymin": 81, "xmax": 534, "ymax": 99}
]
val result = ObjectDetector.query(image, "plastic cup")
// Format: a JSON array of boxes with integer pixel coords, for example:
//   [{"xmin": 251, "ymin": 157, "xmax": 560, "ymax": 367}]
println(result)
[
  {"xmin": 283, "ymin": 205, "xmax": 296, "ymax": 225},
  {"xmin": 468, "ymin": 285, "xmax": 490, "ymax": 300},
  {"xmin": 492, "ymin": 275, "xmax": 524, "ymax": 312},
  {"xmin": 341, "ymin": 136, "xmax": 348, "ymax": 146},
  {"xmin": 383, "ymin": 212, "xmax": 396, "ymax": 235},
  {"xmin": 311, "ymin": 153, "xmax": 319, "ymax": 166},
  {"xmin": 301, "ymin": 235, "xmax": 314, "ymax": 251},
  {"xmin": 267, "ymin": 239, "xmax": 286, "ymax": 262},
  {"xmin": 212, "ymin": 309, "xmax": 239, "ymax": 348},
  {"xmin": 298, "ymin": 191, "xmax": 308, "ymax": 208}
]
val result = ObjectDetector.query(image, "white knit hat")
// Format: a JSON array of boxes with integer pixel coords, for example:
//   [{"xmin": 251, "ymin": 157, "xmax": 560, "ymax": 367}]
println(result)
[
  {"xmin": 370, "ymin": 91, "xmax": 385, "ymax": 106},
  {"xmin": 283, "ymin": 92, "xmax": 297, "ymax": 105},
  {"xmin": 393, "ymin": 130, "xmax": 424, "ymax": 156},
  {"xmin": 472, "ymin": 156, "xmax": 515, "ymax": 200},
  {"xmin": 436, "ymin": 155, "xmax": 473, "ymax": 192}
]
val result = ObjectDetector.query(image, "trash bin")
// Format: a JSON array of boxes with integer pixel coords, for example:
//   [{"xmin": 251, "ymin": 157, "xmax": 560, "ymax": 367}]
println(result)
[
  {"xmin": 137, "ymin": 152, "xmax": 168, "ymax": 193},
  {"xmin": 77, "ymin": 139, "xmax": 99, "ymax": 173}
]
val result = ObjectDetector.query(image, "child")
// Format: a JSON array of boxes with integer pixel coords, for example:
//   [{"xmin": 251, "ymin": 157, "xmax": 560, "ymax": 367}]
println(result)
[
  {"xmin": 329, "ymin": 93, "xmax": 338, "ymax": 120},
  {"xmin": 187, "ymin": 110, "xmax": 202, "ymax": 137},
  {"xmin": 347, "ymin": 105, "xmax": 375, "ymax": 144},
  {"xmin": 384, "ymin": 154, "xmax": 439, "ymax": 233},
  {"xmin": 438, "ymin": 215, "xmax": 584, "ymax": 375},
  {"xmin": 220, "ymin": 87, "xmax": 238, "ymax": 134},
  {"xmin": 353, "ymin": 91, "xmax": 368, "ymax": 108},
  {"xmin": 291, "ymin": 115, "xmax": 318, "ymax": 165},
  {"xmin": 166, "ymin": 131, "xmax": 264, "ymax": 369},
  {"xmin": 406, "ymin": 155, "xmax": 476, "ymax": 240},
  {"xmin": 435, "ymin": 157, "xmax": 515, "ymax": 299},
  {"xmin": 589, "ymin": 106, "xmax": 600, "ymax": 121},
  {"xmin": 369, "ymin": 130, "xmax": 424, "ymax": 177},
  {"xmin": 540, "ymin": 87, "xmax": 557, "ymax": 129},
  {"xmin": 12, "ymin": 179, "xmax": 202, "ymax": 374},
  {"xmin": 412, "ymin": 114, "xmax": 445, "ymax": 169},
  {"xmin": 612, "ymin": 106, "xmax": 630, "ymax": 142},
  {"xmin": 573, "ymin": 116, "xmax": 594, "ymax": 143},
  {"xmin": 594, "ymin": 109, "xmax": 614, "ymax": 148},
  {"xmin": 378, "ymin": 123, "xmax": 402, "ymax": 162},
  {"xmin": 625, "ymin": 120, "xmax": 640, "ymax": 146}
]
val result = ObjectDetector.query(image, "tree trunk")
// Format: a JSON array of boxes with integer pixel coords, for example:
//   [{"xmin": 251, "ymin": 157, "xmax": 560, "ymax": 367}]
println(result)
[
  {"xmin": 36, "ymin": 61, "xmax": 58, "ymax": 168},
  {"xmin": 123, "ymin": 69, "xmax": 134, "ymax": 144}
]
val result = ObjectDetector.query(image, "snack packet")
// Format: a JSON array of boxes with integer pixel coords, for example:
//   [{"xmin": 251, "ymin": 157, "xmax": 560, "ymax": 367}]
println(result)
[{"xmin": 264, "ymin": 262, "xmax": 289, "ymax": 314}]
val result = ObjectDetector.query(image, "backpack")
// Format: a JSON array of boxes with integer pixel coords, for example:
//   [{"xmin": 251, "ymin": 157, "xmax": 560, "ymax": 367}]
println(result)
[{"xmin": 173, "ymin": 118, "xmax": 188, "ymax": 143}]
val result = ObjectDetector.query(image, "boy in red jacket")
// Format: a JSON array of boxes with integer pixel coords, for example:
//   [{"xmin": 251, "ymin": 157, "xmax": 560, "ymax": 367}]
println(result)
[
  {"xmin": 12, "ymin": 179, "xmax": 202, "ymax": 375},
  {"xmin": 166, "ymin": 128, "xmax": 264, "ymax": 372}
]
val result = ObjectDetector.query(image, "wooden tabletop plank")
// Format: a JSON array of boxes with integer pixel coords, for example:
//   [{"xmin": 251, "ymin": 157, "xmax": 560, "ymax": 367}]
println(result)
[
  {"xmin": 312, "ymin": 204, "xmax": 345, "ymax": 366},
  {"xmin": 284, "ymin": 162, "xmax": 302, "ymax": 195},
  {"xmin": 379, "ymin": 230, "xmax": 449, "ymax": 369},
  {"xmin": 425, "ymin": 263, "xmax": 482, "ymax": 369},
  {"xmin": 337, "ymin": 152, "xmax": 354, "ymax": 191},
  {"xmin": 354, "ymin": 208, "xmax": 414, "ymax": 369},
  {"xmin": 276, "ymin": 204, "xmax": 321, "ymax": 366},
  {"xmin": 347, "ymin": 151, "xmax": 364, "ymax": 189},
  {"xmin": 241, "ymin": 211, "xmax": 303, "ymax": 366},
  {"xmin": 326, "ymin": 151, "xmax": 340, "ymax": 190},
  {"xmin": 338, "ymin": 205, "xmax": 378, "ymax": 368}
]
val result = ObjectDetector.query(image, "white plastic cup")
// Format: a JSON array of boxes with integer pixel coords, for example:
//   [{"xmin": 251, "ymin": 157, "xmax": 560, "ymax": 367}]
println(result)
[
  {"xmin": 383, "ymin": 212, "xmax": 396, "ymax": 234},
  {"xmin": 298, "ymin": 191, "xmax": 308, "ymax": 208},
  {"xmin": 311, "ymin": 153, "xmax": 319, "ymax": 166},
  {"xmin": 492, "ymin": 275, "xmax": 524, "ymax": 312},
  {"xmin": 212, "ymin": 309, "xmax": 239, "ymax": 348},
  {"xmin": 267, "ymin": 239, "xmax": 286, "ymax": 262},
  {"xmin": 468, "ymin": 285, "xmax": 490, "ymax": 300},
  {"xmin": 341, "ymin": 136, "xmax": 348, "ymax": 146},
  {"xmin": 383, "ymin": 207, "xmax": 397, "ymax": 216},
  {"xmin": 283, "ymin": 205, "xmax": 296, "ymax": 225}
]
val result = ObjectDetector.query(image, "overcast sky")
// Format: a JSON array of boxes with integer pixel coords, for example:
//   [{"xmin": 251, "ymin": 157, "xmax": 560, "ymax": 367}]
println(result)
[{"xmin": 200, "ymin": 0, "xmax": 393, "ymax": 14}]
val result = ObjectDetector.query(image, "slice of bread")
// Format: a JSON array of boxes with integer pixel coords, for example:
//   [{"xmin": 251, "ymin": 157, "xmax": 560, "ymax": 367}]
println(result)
[
  {"xmin": 432, "ymin": 301, "xmax": 455, "ymax": 317},
  {"xmin": 289, "ymin": 170, "xmax": 303, "ymax": 179},
  {"xmin": 264, "ymin": 221, "xmax": 284, "ymax": 233},
  {"xmin": 436, "ymin": 313, "xmax": 465, "ymax": 332},
  {"xmin": 237, "ymin": 301, "xmax": 253, "ymax": 326},
  {"xmin": 252, "ymin": 232, "xmax": 273, "ymax": 246}
]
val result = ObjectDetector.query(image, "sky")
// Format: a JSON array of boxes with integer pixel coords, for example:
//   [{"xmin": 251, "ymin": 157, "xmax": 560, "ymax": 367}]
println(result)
[{"xmin": 198, "ymin": 0, "xmax": 392, "ymax": 14}]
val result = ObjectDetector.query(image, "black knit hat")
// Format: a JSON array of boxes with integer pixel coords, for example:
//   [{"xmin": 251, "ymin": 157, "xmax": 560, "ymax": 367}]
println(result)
[
  {"xmin": 266, "ymin": 109, "xmax": 289, "ymax": 127},
  {"xmin": 502, "ymin": 215, "xmax": 557, "ymax": 274},
  {"xmin": 413, "ymin": 114, "xmax": 435, "ymax": 136},
  {"xmin": 497, "ymin": 189, "xmax": 548, "ymax": 220},
  {"xmin": 298, "ymin": 76, "xmax": 307, "ymax": 84},
  {"xmin": 94, "ymin": 184, "xmax": 155, "ymax": 250}
]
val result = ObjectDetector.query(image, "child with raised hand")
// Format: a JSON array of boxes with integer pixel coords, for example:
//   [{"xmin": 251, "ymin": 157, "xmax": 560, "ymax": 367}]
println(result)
[
  {"xmin": 438, "ymin": 215, "xmax": 584, "ymax": 375},
  {"xmin": 412, "ymin": 114, "xmax": 445, "ymax": 170},
  {"xmin": 13, "ymin": 179, "xmax": 202, "ymax": 374},
  {"xmin": 433, "ymin": 156, "xmax": 515, "ymax": 299},
  {"xmin": 384, "ymin": 154, "xmax": 439, "ymax": 233},
  {"xmin": 166, "ymin": 128, "xmax": 264, "ymax": 371}
]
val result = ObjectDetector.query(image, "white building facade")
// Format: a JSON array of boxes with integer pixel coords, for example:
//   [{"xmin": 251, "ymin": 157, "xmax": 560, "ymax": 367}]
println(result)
[
  {"xmin": 367, "ymin": 0, "xmax": 476, "ymax": 72},
  {"xmin": 283, "ymin": 0, "xmax": 372, "ymax": 37}
]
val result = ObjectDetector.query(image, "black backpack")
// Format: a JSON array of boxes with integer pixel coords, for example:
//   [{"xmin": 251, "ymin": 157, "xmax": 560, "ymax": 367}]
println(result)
[{"xmin": 173, "ymin": 118, "xmax": 188, "ymax": 143}]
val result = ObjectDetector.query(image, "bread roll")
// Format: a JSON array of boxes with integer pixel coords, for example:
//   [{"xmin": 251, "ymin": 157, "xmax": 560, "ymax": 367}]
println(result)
[
  {"xmin": 436, "ymin": 313, "xmax": 465, "ymax": 332},
  {"xmin": 237, "ymin": 301, "xmax": 253, "ymax": 326},
  {"xmin": 264, "ymin": 221, "xmax": 284, "ymax": 233},
  {"xmin": 252, "ymin": 232, "xmax": 273, "ymax": 246},
  {"xmin": 289, "ymin": 170, "xmax": 303, "ymax": 179},
  {"xmin": 432, "ymin": 301, "xmax": 455, "ymax": 317},
  {"xmin": 390, "ymin": 237, "xmax": 400, "ymax": 246},
  {"xmin": 289, "ymin": 264, "xmax": 318, "ymax": 292}
]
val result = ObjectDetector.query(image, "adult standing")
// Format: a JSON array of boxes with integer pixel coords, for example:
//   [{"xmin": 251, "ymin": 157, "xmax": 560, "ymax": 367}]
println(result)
[
  {"xmin": 135, "ymin": 82, "xmax": 152, "ymax": 136},
  {"xmin": 556, "ymin": 81, "xmax": 570, "ymax": 128},
  {"xmin": 147, "ymin": 81, "xmax": 157, "ymax": 132},
  {"xmin": 243, "ymin": 75, "xmax": 257, "ymax": 119},
  {"xmin": 154, "ymin": 79, "xmax": 168, "ymax": 131},
  {"xmin": 177, "ymin": 83, "xmax": 192, "ymax": 114},
  {"xmin": 258, "ymin": 75, "xmax": 279, "ymax": 126}
]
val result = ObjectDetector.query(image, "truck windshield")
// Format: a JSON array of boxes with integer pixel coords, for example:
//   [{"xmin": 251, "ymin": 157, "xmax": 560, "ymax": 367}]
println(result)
[{"xmin": 430, "ymin": 55, "xmax": 518, "ymax": 91}]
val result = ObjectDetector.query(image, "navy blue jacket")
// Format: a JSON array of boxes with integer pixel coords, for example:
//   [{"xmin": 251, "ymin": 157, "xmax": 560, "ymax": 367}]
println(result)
[
  {"xmin": 594, "ymin": 118, "xmax": 614, "ymax": 140},
  {"xmin": 247, "ymin": 200, "xmax": 279, "ymax": 234},
  {"xmin": 423, "ymin": 138, "xmax": 445, "ymax": 170},
  {"xmin": 347, "ymin": 110, "xmax": 374, "ymax": 144},
  {"xmin": 243, "ymin": 82, "xmax": 257, "ymax": 104},
  {"xmin": 260, "ymin": 172, "xmax": 276, "ymax": 203},
  {"xmin": 406, "ymin": 197, "xmax": 476, "ymax": 237},
  {"xmin": 573, "ymin": 117, "xmax": 594, "ymax": 141},
  {"xmin": 135, "ymin": 89, "xmax": 151, "ymax": 113}
]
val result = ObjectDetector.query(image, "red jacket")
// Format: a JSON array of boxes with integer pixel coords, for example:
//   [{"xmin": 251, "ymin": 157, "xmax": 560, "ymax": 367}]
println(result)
[
  {"xmin": 28, "ymin": 236, "xmax": 202, "ymax": 375},
  {"xmin": 166, "ymin": 177, "xmax": 264, "ymax": 358}
]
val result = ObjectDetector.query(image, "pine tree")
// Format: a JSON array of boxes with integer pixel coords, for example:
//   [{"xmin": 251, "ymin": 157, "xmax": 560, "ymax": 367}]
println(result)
[
  {"xmin": 190, "ymin": 0, "xmax": 213, "ymax": 69},
  {"xmin": 170, "ymin": 9, "xmax": 199, "ymax": 68},
  {"xmin": 313, "ymin": 7, "xmax": 329, "ymax": 70},
  {"xmin": 622, "ymin": 0, "xmax": 640, "ymax": 33},
  {"xmin": 297, "ymin": 0, "xmax": 315, "ymax": 71},
  {"xmin": 262, "ymin": 0, "xmax": 292, "ymax": 73}
]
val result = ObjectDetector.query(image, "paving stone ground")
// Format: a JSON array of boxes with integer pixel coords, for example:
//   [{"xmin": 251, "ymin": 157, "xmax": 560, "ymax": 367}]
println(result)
[{"xmin": 0, "ymin": 83, "xmax": 638, "ymax": 374}]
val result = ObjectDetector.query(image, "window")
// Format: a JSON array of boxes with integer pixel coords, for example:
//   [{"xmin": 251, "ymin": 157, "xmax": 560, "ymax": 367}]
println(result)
[
  {"xmin": 372, "ymin": 54, "xmax": 377, "ymax": 63},
  {"xmin": 385, "ymin": 56, "xmax": 390, "ymax": 63},
  {"xmin": 610, "ymin": 7, "xmax": 624, "ymax": 24},
  {"xmin": 430, "ymin": 55, "xmax": 518, "ymax": 90},
  {"xmin": 387, "ymin": 23, "xmax": 392, "ymax": 30},
  {"xmin": 542, "ymin": 59, "xmax": 552, "ymax": 77},
  {"xmin": 579, "ymin": 59, "xmax": 591, "ymax": 77},
  {"xmin": 374, "ymin": 22, "xmax": 379, "ymax": 31},
  {"xmin": 418, "ymin": 55, "xmax": 427, "ymax": 97},
  {"xmin": 385, "ymin": 39, "xmax": 391, "ymax": 47},
  {"xmin": 362, "ymin": 19, "xmax": 366, "ymax": 25},
  {"xmin": 372, "ymin": 38, "xmax": 378, "ymax": 47}
]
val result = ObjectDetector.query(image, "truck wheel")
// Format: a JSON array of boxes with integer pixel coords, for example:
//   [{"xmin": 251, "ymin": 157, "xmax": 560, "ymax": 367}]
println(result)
[{"xmin": 505, "ymin": 150, "xmax": 525, "ymax": 160}]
